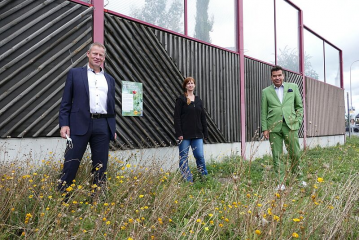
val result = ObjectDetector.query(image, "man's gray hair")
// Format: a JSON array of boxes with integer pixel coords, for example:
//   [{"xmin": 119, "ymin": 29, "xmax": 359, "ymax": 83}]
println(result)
[{"xmin": 88, "ymin": 42, "xmax": 106, "ymax": 52}]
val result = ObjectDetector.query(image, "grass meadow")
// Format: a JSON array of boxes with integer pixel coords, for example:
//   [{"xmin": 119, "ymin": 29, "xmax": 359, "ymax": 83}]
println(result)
[{"xmin": 1, "ymin": 137, "xmax": 359, "ymax": 239}]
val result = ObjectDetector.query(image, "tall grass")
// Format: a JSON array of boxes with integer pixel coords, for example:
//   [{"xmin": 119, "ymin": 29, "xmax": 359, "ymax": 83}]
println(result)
[{"xmin": 1, "ymin": 137, "xmax": 358, "ymax": 239}]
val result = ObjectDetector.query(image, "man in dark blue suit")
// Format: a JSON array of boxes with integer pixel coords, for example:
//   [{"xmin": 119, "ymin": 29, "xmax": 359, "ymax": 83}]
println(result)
[{"xmin": 58, "ymin": 42, "xmax": 116, "ymax": 194}]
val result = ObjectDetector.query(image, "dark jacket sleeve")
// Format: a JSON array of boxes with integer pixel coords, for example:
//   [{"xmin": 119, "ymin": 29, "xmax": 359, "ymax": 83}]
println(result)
[
  {"xmin": 201, "ymin": 103, "xmax": 209, "ymax": 139},
  {"xmin": 174, "ymin": 97, "xmax": 183, "ymax": 138}
]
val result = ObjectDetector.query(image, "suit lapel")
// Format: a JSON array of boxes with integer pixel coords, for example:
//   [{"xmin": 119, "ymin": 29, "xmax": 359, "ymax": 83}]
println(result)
[
  {"xmin": 268, "ymin": 86, "xmax": 281, "ymax": 104},
  {"xmin": 82, "ymin": 67, "xmax": 89, "ymax": 97}
]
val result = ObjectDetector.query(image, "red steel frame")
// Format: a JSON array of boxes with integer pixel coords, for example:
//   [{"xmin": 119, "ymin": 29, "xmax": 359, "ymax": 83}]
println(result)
[
  {"xmin": 299, "ymin": 9, "xmax": 307, "ymax": 147},
  {"xmin": 86, "ymin": 0, "xmax": 344, "ymax": 157},
  {"xmin": 92, "ymin": 0, "xmax": 104, "ymax": 44},
  {"xmin": 237, "ymin": 0, "xmax": 246, "ymax": 158}
]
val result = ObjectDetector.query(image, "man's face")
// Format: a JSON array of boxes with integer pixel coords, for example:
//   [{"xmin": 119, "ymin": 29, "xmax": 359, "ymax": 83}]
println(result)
[
  {"xmin": 87, "ymin": 45, "xmax": 105, "ymax": 71},
  {"xmin": 271, "ymin": 70, "xmax": 284, "ymax": 87}
]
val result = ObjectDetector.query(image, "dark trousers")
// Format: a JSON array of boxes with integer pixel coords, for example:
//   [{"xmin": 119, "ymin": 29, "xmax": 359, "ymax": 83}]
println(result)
[{"xmin": 58, "ymin": 118, "xmax": 111, "ymax": 191}]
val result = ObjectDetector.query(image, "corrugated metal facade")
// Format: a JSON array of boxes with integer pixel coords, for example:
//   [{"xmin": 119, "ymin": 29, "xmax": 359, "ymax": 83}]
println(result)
[
  {"xmin": 104, "ymin": 13, "xmax": 229, "ymax": 149},
  {"xmin": 0, "ymin": 0, "xmax": 344, "ymax": 152},
  {"xmin": 0, "ymin": 0, "xmax": 92, "ymax": 137},
  {"xmin": 306, "ymin": 77, "xmax": 345, "ymax": 136},
  {"xmin": 245, "ymin": 58, "xmax": 304, "ymax": 141},
  {"xmin": 153, "ymin": 30, "xmax": 241, "ymax": 143}
]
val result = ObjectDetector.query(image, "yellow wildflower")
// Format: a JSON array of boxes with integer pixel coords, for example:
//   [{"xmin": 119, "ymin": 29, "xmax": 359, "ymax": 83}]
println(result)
[
  {"xmin": 293, "ymin": 218, "xmax": 301, "ymax": 222},
  {"xmin": 317, "ymin": 177, "xmax": 324, "ymax": 183},
  {"xmin": 255, "ymin": 230, "xmax": 261, "ymax": 235},
  {"xmin": 292, "ymin": 232, "xmax": 299, "ymax": 238}
]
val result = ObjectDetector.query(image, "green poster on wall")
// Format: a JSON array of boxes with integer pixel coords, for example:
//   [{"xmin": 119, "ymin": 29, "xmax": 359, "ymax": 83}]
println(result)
[{"xmin": 122, "ymin": 81, "xmax": 143, "ymax": 116}]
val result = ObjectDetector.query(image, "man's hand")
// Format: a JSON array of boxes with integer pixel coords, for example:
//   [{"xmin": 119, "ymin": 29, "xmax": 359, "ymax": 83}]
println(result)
[
  {"xmin": 178, "ymin": 136, "xmax": 183, "ymax": 140},
  {"xmin": 60, "ymin": 126, "xmax": 70, "ymax": 139},
  {"xmin": 114, "ymin": 133, "xmax": 117, "ymax": 140},
  {"xmin": 263, "ymin": 130, "xmax": 269, "ymax": 140}
]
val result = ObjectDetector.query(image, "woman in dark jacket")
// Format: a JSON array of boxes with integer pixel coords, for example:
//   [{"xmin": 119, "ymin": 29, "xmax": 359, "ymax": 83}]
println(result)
[{"xmin": 174, "ymin": 77, "xmax": 208, "ymax": 182}]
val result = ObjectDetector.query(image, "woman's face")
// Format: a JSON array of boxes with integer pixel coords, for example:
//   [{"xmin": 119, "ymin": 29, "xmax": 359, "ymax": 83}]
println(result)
[{"xmin": 186, "ymin": 80, "xmax": 195, "ymax": 91}]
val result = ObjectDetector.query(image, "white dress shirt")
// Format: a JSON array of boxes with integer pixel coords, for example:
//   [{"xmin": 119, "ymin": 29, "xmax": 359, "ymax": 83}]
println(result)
[
  {"xmin": 274, "ymin": 84, "xmax": 284, "ymax": 103},
  {"xmin": 87, "ymin": 65, "xmax": 108, "ymax": 114}
]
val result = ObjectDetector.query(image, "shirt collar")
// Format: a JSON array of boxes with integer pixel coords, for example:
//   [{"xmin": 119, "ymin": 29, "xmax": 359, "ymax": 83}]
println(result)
[{"xmin": 87, "ymin": 64, "xmax": 104, "ymax": 74}]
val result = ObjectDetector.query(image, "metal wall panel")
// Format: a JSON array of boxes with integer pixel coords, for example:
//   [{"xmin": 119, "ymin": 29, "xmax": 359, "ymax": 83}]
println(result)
[
  {"xmin": 245, "ymin": 58, "xmax": 304, "ymax": 141},
  {"xmin": 154, "ymin": 30, "xmax": 241, "ymax": 142},
  {"xmin": 0, "ymin": 0, "xmax": 92, "ymax": 137},
  {"xmin": 1, "ymin": 1, "xmax": 344, "ymax": 151},
  {"xmin": 306, "ymin": 78, "xmax": 345, "ymax": 136},
  {"xmin": 104, "ymin": 14, "xmax": 229, "ymax": 150}
]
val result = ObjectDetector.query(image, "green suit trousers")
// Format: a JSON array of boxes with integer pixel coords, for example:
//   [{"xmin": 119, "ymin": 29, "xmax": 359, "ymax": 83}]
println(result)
[{"xmin": 269, "ymin": 122, "xmax": 303, "ymax": 182}]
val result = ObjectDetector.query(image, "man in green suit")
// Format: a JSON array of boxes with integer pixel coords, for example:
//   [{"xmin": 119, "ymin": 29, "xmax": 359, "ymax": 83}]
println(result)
[{"xmin": 261, "ymin": 66, "xmax": 306, "ymax": 190}]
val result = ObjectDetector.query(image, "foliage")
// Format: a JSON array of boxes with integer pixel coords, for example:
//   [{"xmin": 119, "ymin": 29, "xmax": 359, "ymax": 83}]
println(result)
[
  {"xmin": 1, "ymin": 137, "xmax": 359, "ymax": 239},
  {"xmin": 131, "ymin": 0, "xmax": 183, "ymax": 33},
  {"xmin": 277, "ymin": 46, "xmax": 320, "ymax": 80},
  {"xmin": 194, "ymin": 0, "xmax": 214, "ymax": 42}
]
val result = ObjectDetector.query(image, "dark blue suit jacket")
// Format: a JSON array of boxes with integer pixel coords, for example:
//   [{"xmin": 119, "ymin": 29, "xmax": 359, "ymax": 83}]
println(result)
[{"xmin": 59, "ymin": 67, "xmax": 116, "ymax": 140}]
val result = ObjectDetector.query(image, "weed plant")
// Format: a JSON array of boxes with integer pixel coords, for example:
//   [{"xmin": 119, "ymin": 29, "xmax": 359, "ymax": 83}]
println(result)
[{"xmin": 1, "ymin": 137, "xmax": 358, "ymax": 239}]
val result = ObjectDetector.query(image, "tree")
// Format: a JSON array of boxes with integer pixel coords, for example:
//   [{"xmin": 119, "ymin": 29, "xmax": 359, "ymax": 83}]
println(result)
[
  {"xmin": 131, "ymin": 0, "xmax": 183, "ymax": 33},
  {"xmin": 277, "ymin": 46, "xmax": 319, "ymax": 80},
  {"xmin": 194, "ymin": 0, "xmax": 213, "ymax": 43}
]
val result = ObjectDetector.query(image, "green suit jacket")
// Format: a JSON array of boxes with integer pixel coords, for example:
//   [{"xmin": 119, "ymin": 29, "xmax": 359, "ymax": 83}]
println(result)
[{"xmin": 261, "ymin": 82, "xmax": 303, "ymax": 132}]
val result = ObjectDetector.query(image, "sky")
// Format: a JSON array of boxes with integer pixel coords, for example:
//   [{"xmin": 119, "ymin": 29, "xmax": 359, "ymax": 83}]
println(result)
[{"xmin": 290, "ymin": 0, "xmax": 359, "ymax": 118}]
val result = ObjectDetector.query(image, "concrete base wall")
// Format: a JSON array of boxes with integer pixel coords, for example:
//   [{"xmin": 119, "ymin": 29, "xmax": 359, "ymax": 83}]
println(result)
[{"xmin": 0, "ymin": 135, "xmax": 345, "ymax": 169}]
